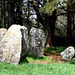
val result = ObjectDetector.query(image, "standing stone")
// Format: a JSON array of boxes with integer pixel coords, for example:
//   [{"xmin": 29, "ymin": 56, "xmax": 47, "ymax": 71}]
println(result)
[
  {"xmin": 0, "ymin": 28, "xmax": 7, "ymax": 41},
  {"xmin": 29, "ymin": 28, "xmax": 46, "ymax": 57},
  {"xmin": 0, "ymin": 25, "xmax": 29, "ymax": 65},
  {"xmin": 60, "ymin": 46, "xmax": 75, "ymax": 60},
  {"xmin": 55, "ymin": 9, "xmax": 67, "ymax": 37}
]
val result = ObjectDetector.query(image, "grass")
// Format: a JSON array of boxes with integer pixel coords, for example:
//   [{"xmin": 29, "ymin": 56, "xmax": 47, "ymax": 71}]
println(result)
[
  {"xmin": 68, "ymin": 60, "xmax": 75, "ymax": 64},
  {"xmin": 44, "ymin": 46, "xmax": 66, "ymax": 53},
  {"xmin": 25, "ymin": 55, "xmax": 50, "ymax": 63},
  {"xmin": 44, "ymin": 46, "xmax": 75, "ymax": 63},
  {"xmin": 0, "ymin": 62, "xmax": 75, "ymax": 75}
]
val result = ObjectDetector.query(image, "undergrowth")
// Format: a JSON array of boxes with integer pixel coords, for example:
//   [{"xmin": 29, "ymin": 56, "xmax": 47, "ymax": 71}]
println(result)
[{"xmin": 44, "ymin": 46, "xmax": 66, "ymax": 53}]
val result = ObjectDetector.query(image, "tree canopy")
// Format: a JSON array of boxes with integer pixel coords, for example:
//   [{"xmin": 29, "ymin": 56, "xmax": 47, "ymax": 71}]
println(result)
[
  {"xmin": 0, "ymin": 0, "xmax": 75, "ymax": 47},
  {"xmin": 40, "ymin": 0, "xmax": 75, "ymax": 15}
]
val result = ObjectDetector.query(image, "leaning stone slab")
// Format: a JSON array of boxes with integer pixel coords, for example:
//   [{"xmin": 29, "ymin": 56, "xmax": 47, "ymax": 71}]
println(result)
[
  {"xmin": 29, "ymin": 28, "xmax": 46, "ymax": 57},
  {"xmin": 0, "ymin": 25, "xmax": 29, "ymax": 65},
  {"xmin": 0, "ymin": 28, "xmax": 7, "ymax": 41},
  {"xmin": 60, "ymin": 46, "xmax": 75, "ymax": 60}
]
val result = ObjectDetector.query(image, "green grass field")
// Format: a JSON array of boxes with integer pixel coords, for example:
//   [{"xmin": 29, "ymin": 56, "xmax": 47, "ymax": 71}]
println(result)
[{"xmin": 0, "ymin": 62, "xmax": 75, "ymax": 75}]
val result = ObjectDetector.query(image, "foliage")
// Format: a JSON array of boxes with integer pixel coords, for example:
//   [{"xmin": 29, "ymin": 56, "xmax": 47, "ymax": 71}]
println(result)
[
  {"xmin": 40, "ymin": 0, "xmax": 75, "ymax": 16},
  {"xmin": 26, "ymin": 55, "xmax": 50, "ymax": 63},
  {"xmin": 0, "ymin": 62, "xmax": 75, "ymax": 75},
  {"xmin": 44, "ymin": 46, "xmax": 66, "ymax": 53},
  {"xmin": 0, "ymin": 19, "xmax": 5, "ymax": 28},
  {"xmin": 40, "ymin": 0, "xmax": 66, "ymax": 15},
  {"xmin": 68, "ymin": 60, "xmax": 75, "ymax": 64},
  {"xmin": 67, "ymin": 0, "xmax": 75, "ymax": 11}
]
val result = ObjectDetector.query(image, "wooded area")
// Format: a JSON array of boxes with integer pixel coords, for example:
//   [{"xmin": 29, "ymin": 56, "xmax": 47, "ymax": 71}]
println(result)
[{"xmin": 0, "ymin": 0, "xmax": 75, "ymax": 47}]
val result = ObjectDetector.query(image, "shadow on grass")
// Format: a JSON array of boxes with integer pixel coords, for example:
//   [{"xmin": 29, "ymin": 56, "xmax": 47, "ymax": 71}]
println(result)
[
  {"xmin": 68, "ymin": 60, "xmax": 75, "ymax": 64},
  {"xmin": 27, "ymin": 55, "xmax": 46, "ymax": 60},
  {"xmin": 19, "ymin": 55, "xmax": 47, "ymax": 64},
  {"xmin": 19, "ymin": 57, "xmax": 29, "ymax": 64},
  {"xmin": 44, "ymin": 46, "xmax": 66, "ymax": 53}
]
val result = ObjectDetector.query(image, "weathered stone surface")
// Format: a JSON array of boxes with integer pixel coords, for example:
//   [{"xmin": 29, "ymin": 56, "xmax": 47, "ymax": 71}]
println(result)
[
  {"xmin": 0, "ymin": 28, "xmax": 7, "ymax": 41},
  {"xmin": 60, "ymin": 46, "xmax": 75, "ymax": 60},
  {"xmin": 0, "ymin": 25, "xmax": 29, "ymax": 65},
  {"xmin": 29, "ymin": 28, "xmax": 46, "ymax": 57},
  {"xmin": 20, "ymin": 26, "xmax": 29, "ymax": 58},
  {"xmin": 55, "ymin": 9, "xmax": 67, "ymax": 37}
]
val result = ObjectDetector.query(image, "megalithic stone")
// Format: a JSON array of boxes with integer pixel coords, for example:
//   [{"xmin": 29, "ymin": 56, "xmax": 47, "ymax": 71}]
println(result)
[
  {"xmin": 0, "ymin": 25, "xmax": 29, "ymax": 65},
  {"xmin": 29, "ymin": 28, "xmax": 46, "ymax": 57},
  {"xmin": 0, "ymin": 28, "xmax": 7, "ymax": 41},
  {"xmin": 60, "ymin": 46, "xmax": 75, "ymax": 60}
]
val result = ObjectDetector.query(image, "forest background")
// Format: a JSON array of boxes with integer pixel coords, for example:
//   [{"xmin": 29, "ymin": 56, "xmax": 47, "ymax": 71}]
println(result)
[{"xmin": 0, "ymin": 0, "xmax": 75, "ymax": 47}]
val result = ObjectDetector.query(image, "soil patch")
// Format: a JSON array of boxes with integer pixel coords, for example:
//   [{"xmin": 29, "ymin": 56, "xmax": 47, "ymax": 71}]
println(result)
[{"xmin": 31, "ymin": 51, "xmax": 68, "ymax": 64}]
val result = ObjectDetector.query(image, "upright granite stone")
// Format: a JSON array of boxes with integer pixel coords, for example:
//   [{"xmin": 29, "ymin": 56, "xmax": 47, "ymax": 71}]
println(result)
[
  {"xmin": 0, "ymin": 25, "xmax": 29, "ymax": 65},
  {"xmin": 29, "ymin": 28, "xmax": 46, "ymax": 57},
  {"xmin": 0, "ymin": 28, "xmax": 7, "ymax": 41},
  {"xmin": 60, "ymin": 46, "xmax": 75, "ymax": 60}
]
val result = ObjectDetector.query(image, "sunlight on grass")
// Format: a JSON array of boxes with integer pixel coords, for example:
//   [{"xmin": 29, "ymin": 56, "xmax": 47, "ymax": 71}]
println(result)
[
  {"xmin": 0, "ymin": 62, "xmax": 75, "ymax": 75},
  {"xmin": 26, "ymin": 55, "xmax": 51, "ymax": 63}
]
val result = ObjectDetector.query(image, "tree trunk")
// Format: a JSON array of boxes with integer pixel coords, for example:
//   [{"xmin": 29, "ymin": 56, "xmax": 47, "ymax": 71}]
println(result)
[
  {"xmin": 16, "ymin": 0, "xmax": 23, "ymax": 25},
  {"xmin": 46, "ymin": 10, "xmax": 56, "ymax": 47},
  {"xmin": 29, "ymin": 1, "xmax": 57, "ymax": 47},
  {"xmin": 67, "ymin": 7, "xmax": 72, "ymax": 40},
  {"xmin": 8, "ymin": 2, "xmax": 15, "ymax": 27}
]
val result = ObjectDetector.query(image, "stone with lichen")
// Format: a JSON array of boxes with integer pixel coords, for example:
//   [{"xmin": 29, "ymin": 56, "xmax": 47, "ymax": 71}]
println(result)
[
  {"xmin": 0, "ymin": 25, "xmax": 29, "ymax": 65},
  {"xmin": 0, "ymin": 28, "xmax": 7, "ymax": 41},
  {"xmin": 29, "ymin": 28, "xmax": 46, "ymax": 57}
]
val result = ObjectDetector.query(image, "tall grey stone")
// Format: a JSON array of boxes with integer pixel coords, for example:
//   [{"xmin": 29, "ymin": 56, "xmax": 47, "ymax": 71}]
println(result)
[
  {"xmin": 55, "ymin": 9, "xmax": 67, "ymax": 37},
  {"xmin": 0, "ymin": 25, "xmax": 29, "ymax": 65},
  {"xmin": 29, "ymin": 28, "xmax": 46, "ymax": 57},
  {"xmin": 60, "ymin": 46, "xmax": 75, "ymax": 60},
  {"xmin": 0, "ymin": 28, "xmax": 7, "ymax": 41}
]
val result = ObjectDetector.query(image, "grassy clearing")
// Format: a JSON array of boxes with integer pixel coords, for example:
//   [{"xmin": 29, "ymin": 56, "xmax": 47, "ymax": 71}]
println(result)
[{"xmin": 0, "ymin": 62, "xmax": 75, "ymax": 75}]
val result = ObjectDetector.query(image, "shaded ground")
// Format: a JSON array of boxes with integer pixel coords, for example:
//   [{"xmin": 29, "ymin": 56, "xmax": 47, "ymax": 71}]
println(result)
[
  {"xmin": 29, "ymin": 51, "xmax": 68, "ymax": 64},
  {"xmin": 54, "ymin": 37, "xmax": 75, "ymax": 46}
]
